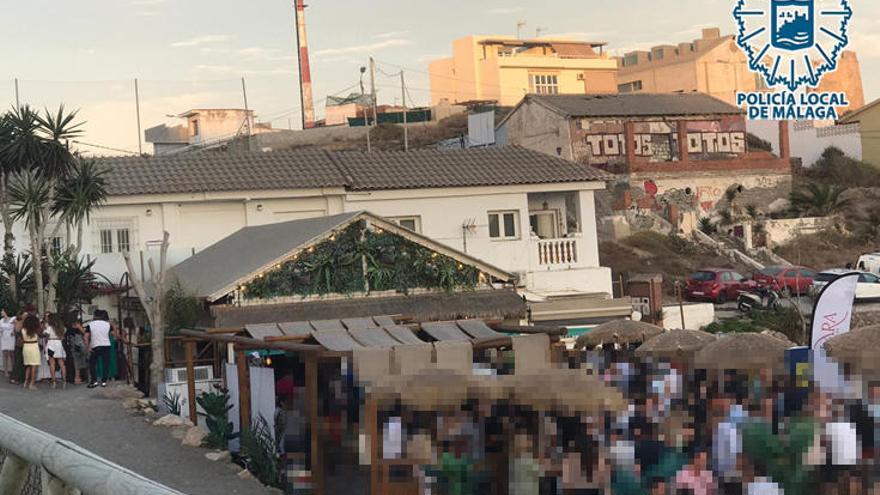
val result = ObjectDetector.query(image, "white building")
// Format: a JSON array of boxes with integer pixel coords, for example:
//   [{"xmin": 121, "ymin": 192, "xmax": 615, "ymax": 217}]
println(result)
[
  {"xmin": 23, "ymin": 147, "xmax": 615, "ymax": 310},
  {"xmin": 144, "ymin": 109, "xmax": 278, "ymax": 155}
]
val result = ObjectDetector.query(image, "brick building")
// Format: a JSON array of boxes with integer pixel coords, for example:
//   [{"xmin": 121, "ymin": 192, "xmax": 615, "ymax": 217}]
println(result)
[{"xmin": 498, "ymin": 93, "xmax": 791, "ymax": 214}]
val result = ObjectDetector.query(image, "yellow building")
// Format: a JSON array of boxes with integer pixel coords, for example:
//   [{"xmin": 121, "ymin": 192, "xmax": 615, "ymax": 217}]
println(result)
[
  {"xmin": 616, "ymin": 28, "xmax": 865, "ymax": 113},
  {"xmin": 840, "ymin": 98, "xmax": 880, "ymax": 167},
  {"xmin": 428, "ymin": 36, "xmax": 618, "ymax": 107}
]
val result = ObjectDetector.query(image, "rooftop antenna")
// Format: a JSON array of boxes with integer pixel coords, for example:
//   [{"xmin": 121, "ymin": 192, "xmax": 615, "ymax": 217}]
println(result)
[
  {"xmin": 536, "ymin": 27, "xmax": 547, "ymax": 38},
  {"xmin": 516, "ymin": 21, "xmax": 527, "ymax": 39}
]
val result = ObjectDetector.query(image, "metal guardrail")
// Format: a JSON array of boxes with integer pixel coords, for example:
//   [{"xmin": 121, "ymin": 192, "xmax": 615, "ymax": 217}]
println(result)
[{"xmin": 0, "ymin": 413, "xmax": 186, "ymax": 495}]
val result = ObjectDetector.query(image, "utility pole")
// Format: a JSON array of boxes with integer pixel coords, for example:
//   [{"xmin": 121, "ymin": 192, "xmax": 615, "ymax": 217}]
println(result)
[
  {"xmin": 517, "ymin": 21, "xmax": 527, "ymax": 40},
  {"xmin": 134, "ymin": 78, "xmax": 143, "ymax": 155},
  {"xmin": 369, "ymin": 57, "xmax": 378, "ymax": 153},
  {"xmin": 401, "ymin": 71, "xmax": 408, "ymax": 151},
  {"xmin": 241, "ymin": 77, "xmax": 251, "ymax": 136},
  {"xmin": 360, "ymin": 66, "xmax": 372, "ymax": 153},
  {"xmin": 13, "ymin": 78, "xmax": 20, "ymax": 109}
]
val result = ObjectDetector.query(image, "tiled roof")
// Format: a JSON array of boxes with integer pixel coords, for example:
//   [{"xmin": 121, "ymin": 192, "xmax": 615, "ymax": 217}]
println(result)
[
  {"xmin": 526, "ymin": 93, "xmax": 743, "ymax": 118},
  {"xmin": 99, "ymin": 149, "xmax": 348, "ymax": 196},
  {"xmin": 334, "ymin": 147, "xmax": 614, "ymax": 191},
  {"xmin": 100, "ymin": 146, "xmax": 613, "ymax": 196}
]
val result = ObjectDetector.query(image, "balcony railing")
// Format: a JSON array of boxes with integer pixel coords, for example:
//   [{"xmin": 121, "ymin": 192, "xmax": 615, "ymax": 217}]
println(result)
[{"xmin": 536, "ymin": 237, "xmax": 578, "ymax": 267}]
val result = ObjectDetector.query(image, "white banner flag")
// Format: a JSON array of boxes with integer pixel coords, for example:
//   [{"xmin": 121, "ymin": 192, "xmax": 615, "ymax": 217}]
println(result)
[
  {"xmin": 810, "ymin": 272, "xmax": 860, "ymax": 394},
  {"xmin": 811, "ymin": 272, "xmax": 860, "ymax": 349}
]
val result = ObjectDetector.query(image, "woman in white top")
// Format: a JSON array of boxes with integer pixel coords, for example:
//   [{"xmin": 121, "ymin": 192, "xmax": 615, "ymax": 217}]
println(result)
[
  {"xmin": 44, "ymin": 313, "xmax": 67, "ymax": 388},
  {"xmin": 0, "ymin": 309, "xmax": 16, "ymax": 378}
]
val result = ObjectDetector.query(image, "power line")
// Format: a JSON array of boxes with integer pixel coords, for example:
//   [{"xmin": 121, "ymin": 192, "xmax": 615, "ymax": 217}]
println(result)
[{"xmin": 73, "ymin": 140, "xmax": 141, "ymax": 156}]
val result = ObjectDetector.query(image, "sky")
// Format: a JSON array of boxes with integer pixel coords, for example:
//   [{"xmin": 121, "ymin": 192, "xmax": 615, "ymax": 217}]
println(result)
[{"xmin": 1, "ymin": 0, "xmax": 878, "ymax": 155}]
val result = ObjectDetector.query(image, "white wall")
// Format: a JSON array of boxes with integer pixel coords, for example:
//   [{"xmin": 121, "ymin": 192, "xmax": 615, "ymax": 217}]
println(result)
[
  {"xmin": 21, "ymin": 181, "xmax": 613, "ymax": 299},
  {"xmin": 746, "ymin": 120, "xmax": 862, "ymax": 167},
  {"xmin": 662, "ymin": 302, "xmax": 715, "ymax": 330}
]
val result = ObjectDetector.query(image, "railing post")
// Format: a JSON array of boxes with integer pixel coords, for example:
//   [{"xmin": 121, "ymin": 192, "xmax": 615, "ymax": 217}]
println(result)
[
  {"xmin": 41, "ymin": 466, "xmax": 76, "ymax": 495},
  {"xmin": 0, "ymin": 452, "xmax": 30, "ymax": 494}
]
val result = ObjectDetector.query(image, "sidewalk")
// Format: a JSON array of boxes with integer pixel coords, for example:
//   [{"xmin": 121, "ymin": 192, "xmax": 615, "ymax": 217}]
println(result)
[{"xmin": 0, "ymin": 379, "xmax": 275, "ymax": 495}]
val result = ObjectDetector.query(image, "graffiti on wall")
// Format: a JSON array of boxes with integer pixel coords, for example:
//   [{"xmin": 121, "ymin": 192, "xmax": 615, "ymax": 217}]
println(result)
[{"xmin": 572, "ymin": 117, "xmax": 748, "ymax": 167}]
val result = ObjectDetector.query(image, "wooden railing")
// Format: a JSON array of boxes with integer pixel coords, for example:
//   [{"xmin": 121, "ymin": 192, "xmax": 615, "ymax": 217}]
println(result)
[
  {"xmin": 0, "ymin": 414, "xmax": 184, "ymax": 495},
  {"xmin": 536, "ymin": 238, "xmax": 579, "ymax": 266}
]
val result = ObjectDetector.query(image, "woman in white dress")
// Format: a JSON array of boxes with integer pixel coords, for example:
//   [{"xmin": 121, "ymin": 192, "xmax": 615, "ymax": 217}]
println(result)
[
  {"xmin": 44, "ymin": 313, "xmax": 67, "ymax": 388},
  {"xmin": 0, "ymin": 309, "xmax": 16, "ymax": 378}
]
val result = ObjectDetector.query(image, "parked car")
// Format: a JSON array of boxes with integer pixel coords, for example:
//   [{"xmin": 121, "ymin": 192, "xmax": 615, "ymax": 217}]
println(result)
[
  {"xmin": 810, "ymin": 269, "xmax": 880, "ymax": 301},
  {"xmin": 752, "ymin": 265, "xmax": 816, "ymax": 296},
  {"xmin": 686, "ymin": 268, "xmax": 757, "ymax": 304},
  {"xmin": 856, "ymin": 253, "xmax": 880, "ymax": 275}
]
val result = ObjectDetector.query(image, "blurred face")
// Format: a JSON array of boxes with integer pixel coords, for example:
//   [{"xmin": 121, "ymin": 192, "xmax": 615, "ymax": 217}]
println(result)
[{"xmin": 694, "ymin": 452, "xmax": 708, "ymax": 471}]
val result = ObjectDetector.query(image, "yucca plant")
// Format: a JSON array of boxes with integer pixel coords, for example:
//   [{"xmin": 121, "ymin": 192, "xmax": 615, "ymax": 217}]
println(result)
[{"xmin": 789, "ymin": 183, "xmax": 851, "ymax": 217}]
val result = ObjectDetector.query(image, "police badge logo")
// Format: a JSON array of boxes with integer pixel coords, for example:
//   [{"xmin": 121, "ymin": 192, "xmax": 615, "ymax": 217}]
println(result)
[{"xmin": 734, "ymin": 0, "xmax": 852, "ymax": 91}]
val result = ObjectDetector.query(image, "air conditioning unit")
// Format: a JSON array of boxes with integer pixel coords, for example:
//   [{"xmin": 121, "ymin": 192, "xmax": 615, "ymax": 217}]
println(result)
[{"xmin": 165, "ymin": 366, "xmax": 213, "ymax": 384}]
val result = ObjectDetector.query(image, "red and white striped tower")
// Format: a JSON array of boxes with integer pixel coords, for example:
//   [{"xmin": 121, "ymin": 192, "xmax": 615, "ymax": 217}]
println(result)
[{"xmin": 294, "ymin": 0, "xmax": 316, "ymax": 129}]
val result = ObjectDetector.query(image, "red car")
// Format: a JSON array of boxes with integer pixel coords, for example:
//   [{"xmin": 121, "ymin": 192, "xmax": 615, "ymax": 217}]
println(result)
[
  {"xmin": 686, "ymin": 268, "xmax": 757, "ymax": 304},
  {"xmin": 752, "ymin": 265, "xmax": 816, "ymax": 295}
]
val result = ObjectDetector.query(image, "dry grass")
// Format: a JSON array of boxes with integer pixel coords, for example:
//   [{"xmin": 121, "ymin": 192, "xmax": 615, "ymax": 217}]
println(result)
[
  {"xmin": 600, "ymin": 231, "xmax": 754, "ymax": 299},
  {"xmin": 773, "ymin": 231, "xmax": 869, "ymax": 271}
]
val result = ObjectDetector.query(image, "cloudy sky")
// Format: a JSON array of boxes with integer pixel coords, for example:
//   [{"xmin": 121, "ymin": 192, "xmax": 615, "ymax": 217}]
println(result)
[{"xmin": 1, "ymin": 0, "xmax": 877, "ymax": 154}]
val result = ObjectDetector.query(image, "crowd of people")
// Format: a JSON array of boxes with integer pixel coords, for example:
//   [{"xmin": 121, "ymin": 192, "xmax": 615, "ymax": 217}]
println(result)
[
  {"xmin": 0, "ymin": 306, "xmax": 121, "ymax": 390},
  {"xmin": 367, "ymin": 347, "xmax": 879, "ymax": 495}
]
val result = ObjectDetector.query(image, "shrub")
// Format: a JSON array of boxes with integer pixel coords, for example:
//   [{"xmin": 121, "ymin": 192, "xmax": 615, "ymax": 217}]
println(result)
[
  {"xmin": 747, "ymin": 133, "xmax": 773, "ymax": 152},
  {"xmin": 197, "ymin": 388, "xmax": 238, "ymax": 450},
  {"xmin": 162, "ymin": 390, "xmax": 182, "ymax": 416},
  {"xmin": 240, "ymin": 416, "xmax": 283, "ymax": 489}
]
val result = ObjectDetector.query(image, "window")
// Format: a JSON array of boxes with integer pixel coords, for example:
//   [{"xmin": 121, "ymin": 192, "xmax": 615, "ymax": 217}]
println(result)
[
  {"xmin": 189, "ymin": 119, "xmax": 200, "ymax": 137},
  {"xmin": 618, "ymin": 80, "xmax": 643, "ymax": 93},
  {"xmin": 488, "ymin": 211, "xmax": 519, "ymax": 240},
  {"xmin": 100, "ymin": 230, "xmax": 113, "ymax": 254},
  {"xmin": 95, "ymin": 219, "xmax": 137, "ymax": 254},
  {"xmin": 732, "ymin": 272, "xmax": 746, "ymax": 282},
  {"xmin": 117, "ymin": 229, "xmax": 131, "ymax": 253},
  {"xmin": 860, "ymin": 273, "xmax": 880, "ymax": 284},
  {"xmin": 653, "ymin": 49, "xmax": 664, "ymax": 60},
  {"xmin": 800, "ymin": 269, "xmax": 816, "ymax": 278},
  {"xmin": 387, "ymin": 216, "xmax": 421, "ymax": 233},
  {"xmin": 622, "ymin": 54, "xmax": 639, "ymax": 67},
  {"xmin": 529, "ymin": 74, "xmax": 558, "ymax": 95},
  {"xmin": 49, "ymin": 237, "xmax": 64, "ymax": 257}
]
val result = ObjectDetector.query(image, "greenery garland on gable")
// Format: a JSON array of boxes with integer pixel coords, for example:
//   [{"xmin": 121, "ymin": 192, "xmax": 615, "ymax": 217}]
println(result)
[{"xmin": 242, "ymin": 220, "xmax": 480, "ymax": 300}]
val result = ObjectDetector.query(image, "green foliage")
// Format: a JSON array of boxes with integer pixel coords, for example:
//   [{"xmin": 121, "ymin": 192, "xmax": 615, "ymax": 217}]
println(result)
[
  {"xmin": 197, "ymin": 388, "xmax": 238, "ymax": 450},
  {"xmin": 165, "ymin": 281, "xmax": 204, "ymax": 335},
  {"xmin": 698, "ymin": 217, "xmax": 715, "ymax": 235},
  {"xmin": 743, "ymin": 418, "xmax": 816, "ymax": 493},
  {"xmin": 239, "ymin": 416, "xmax": 283, "ymax": 489},
  {"xmin": 244, "ymin": 221, "xmax": 479, "ymax": 300},
  {"xmin": 666, "ymin": 234, "xmax": 699, "ymax": 257},
  {"xmin": 789, "ymin": 183, "xmax": 851, "ymax": 217},
  {"xmin": 704, "ymin": 307, "xmax": 804, "ymax": 345},
  {"xmin": 52, "ymin": 253, "xmax": 96, "ymax": 311},
  {"xmin": 52, "ymin": 159, "xmax": 109, "ymax": 228},
  {"xmin": 3, "ymin": 254, "xmax": 34, "ymax": 308},
  {"xmin": 746, "ymin": 204, "xmax": 759, "ymax": 220},
  {"xmin": 803, "ymin": 146, "xmax": 880, "ymax": 188},
  {"xmin": 746, "ymin": 132, "xmax": 773, "ymax": 152},
  {"xmin": 718, "ymin": 209, "xmax": 734, "ymax": 226},
  {"xmin": 724, "ymin": 186, "xmax": 739, "ymax": 204},
  {"xmin": 162, "ymin": 391, "xmax": 182, "ymax": 416}
]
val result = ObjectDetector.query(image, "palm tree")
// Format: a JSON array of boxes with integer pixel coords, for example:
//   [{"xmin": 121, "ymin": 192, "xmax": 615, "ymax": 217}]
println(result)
[
  {"xmin": 53, "ymin": 159, "xmax": 109, "ymax": 255},
  {"xmin": 6, "ymin": 105, "xmax": 82, "ymax": 313},
  {"xmin": 789, "ymin": 183, "xmax": 851, "ymax": 217}
]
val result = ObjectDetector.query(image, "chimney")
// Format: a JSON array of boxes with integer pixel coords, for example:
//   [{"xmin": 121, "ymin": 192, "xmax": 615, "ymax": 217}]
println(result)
[
  {"xmin": 701, "ymin": 28, "xmax": 721, "ymax": 40},
  {"xmin": 295, "ymin": 0, "xmax": 316, "ymax": 129}
]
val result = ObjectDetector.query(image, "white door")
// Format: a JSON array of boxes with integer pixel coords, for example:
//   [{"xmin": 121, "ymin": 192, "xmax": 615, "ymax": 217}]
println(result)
[{"xmin": 529, "ymin": 211, "xmax": 558, "ymax": 239}]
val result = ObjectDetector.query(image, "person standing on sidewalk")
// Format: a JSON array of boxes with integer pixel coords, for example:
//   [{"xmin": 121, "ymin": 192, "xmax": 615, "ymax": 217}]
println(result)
[
  {"xmin": 44, "ymin": 313, "xmax": 67, "ymax": 388},
  {"xmin": 85, "ymin": 309, "xmax": 117, "ymax": 388},
  {"xmin": 0, "ymin": 308, "xmax": 16, "ymax": 379},
  {"xmin": 21, "ymin": 314, "xmax": 42, "ymax": 390}
]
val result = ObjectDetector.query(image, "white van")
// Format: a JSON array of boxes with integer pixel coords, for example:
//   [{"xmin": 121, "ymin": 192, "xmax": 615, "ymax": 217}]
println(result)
[{"xmin": 856, "ymin": 253, "xmax": 880, "ymax": 275}]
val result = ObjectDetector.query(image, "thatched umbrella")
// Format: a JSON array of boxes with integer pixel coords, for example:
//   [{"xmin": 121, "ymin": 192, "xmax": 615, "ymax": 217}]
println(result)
[
  {"xmin": 635, "ymin": 329, "xmax": 717, "ymax": 360},
  {"xmin": 575, "ymin": 320, "xmax": 664, "ymax": 350},
  {"xmin": 823, "ymin": 325, "xmax": 880, "ymax": 375},
  {"xmin": 503, "ymin": 369, "xmax": 627, "ymax": 415},
  {"xmin": 760, "ymin": 330, "xmax": 796, "ymax": 347},
  {"xmin": 693, "ymin": 332, "xmax": 791, "ymax": 371},
  {"xmin": 370, "ymin": 369, "xmax": 493, "ymax": 411}
]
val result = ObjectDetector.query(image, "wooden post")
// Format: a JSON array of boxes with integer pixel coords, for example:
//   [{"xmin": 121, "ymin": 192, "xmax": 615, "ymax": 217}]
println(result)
[
  {"xmin": 0, "ymin": 453, "xmax": 29, "ymax": 494},
  {"xmin": 185, "ymin": 340, "xmax": 198, "ymax": 425},
  {"xmin": 305, "ymin": 354, "xmax": 323, "ymax": 495},
  {"xmin": 235, "ymin": 348, "xmax": 251, "ymax": 431},
  {"xmin": 366, "ymin": 396, "xmax": 380, "ymax": 495}
]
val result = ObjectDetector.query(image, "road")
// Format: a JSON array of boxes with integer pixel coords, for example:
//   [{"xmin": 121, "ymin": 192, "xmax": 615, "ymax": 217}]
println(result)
[
  {"xmin": 0, "ymin": 380, "xmax": 274, "ymax": 495},
  {"xmin": 714, "ymin": 295, "xmax": 880, "ymax": 320}
]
